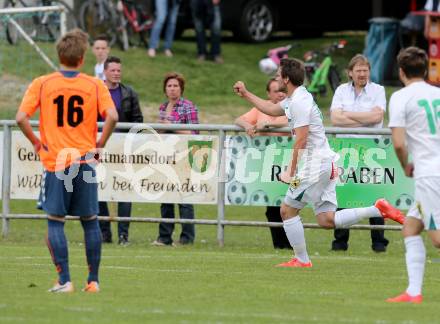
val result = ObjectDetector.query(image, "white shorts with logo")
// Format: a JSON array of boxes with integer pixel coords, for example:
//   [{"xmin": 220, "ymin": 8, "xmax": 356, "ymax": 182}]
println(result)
[
  {"xmin": 407, "ymin": 177, "xmax": 440, "ymax": 230},
  {"xmin": 284, "ymin": 161, "xmax": 338, "ymax": 214}
]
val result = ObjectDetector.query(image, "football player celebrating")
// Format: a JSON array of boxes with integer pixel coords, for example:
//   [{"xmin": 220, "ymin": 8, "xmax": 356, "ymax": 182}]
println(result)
[{"xmin": 233, "ymin": 58, "xmax": 404, "ymax": 268}]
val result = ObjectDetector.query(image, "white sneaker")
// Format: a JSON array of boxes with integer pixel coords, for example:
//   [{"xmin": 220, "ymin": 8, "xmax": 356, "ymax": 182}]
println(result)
[
  {"xmin": 147, "ymin": 48, "xmax": 156, "ymax": 57},
  {"xmin": 48, "ymin": 281, "xmax": 74, "ymax": 293},
  {"xmin": 164, "ymin": 49, "xmax": 173, "ymax": 57},
  {"xmin": 151, "ymin": 240, "xmax": 175, "ymax": 247}
]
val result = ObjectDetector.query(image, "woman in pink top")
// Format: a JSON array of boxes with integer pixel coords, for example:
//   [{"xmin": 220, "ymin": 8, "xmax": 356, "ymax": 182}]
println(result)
[
  {"xmin": 158, "ymin": 72, "xmax": 199, "ymax": 134},
  {"xmin": 235, "ymin": 78, "xmax": 291, "ymax": 249},
  {"xmin": 152, "ymin": 72, "xmax": 198, "ymax": 246}
]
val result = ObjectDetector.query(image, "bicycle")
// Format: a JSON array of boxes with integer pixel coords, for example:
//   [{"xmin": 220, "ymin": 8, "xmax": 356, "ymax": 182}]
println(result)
[
  {"xmin": 3, "ymin": 0, "xmax": 77, "ymax": 45},
  {"xmin": 79, "ymin": 0, "xmax": 153, "ymax": 50},
  {"xmin": 79, "ymin": 0, "xmax": 119, "ymax": 47},
  {"xmin": 303, "ymin": 40, "xmax": 346, "ymax": 98},
  {"xmin": 120, "ymin": 0, "xmax": 153, "ymax": 49},
  {"xmin": 258, "ymin": 42, "xmax": 344, "ymax": 97}
]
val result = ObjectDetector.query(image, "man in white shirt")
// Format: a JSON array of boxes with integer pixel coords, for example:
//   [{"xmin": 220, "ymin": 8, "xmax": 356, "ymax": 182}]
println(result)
[
  {"xmin": 387, "ymin": 47, "xmax": 440, "ymax": 304},
  {"xmin": 92, "ymin": 35, "xmax": 110, "ymax": 81},
  {"xmin": 330, "ymin": 54, "xmax": 389, "ymax": 252},
  {"xmin": 233, "ymin": 58, "xmax": 404, "ymax": 268}
]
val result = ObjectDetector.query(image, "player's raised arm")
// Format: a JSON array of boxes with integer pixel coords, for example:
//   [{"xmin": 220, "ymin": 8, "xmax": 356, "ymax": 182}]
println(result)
[{"xmin": 233, "ymin": 81, "xmax": 284, "ymax": 116}]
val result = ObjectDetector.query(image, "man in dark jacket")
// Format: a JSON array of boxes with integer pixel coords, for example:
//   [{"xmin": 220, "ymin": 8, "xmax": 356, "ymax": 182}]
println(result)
[{"xmin": 99, "ymin": 56, "xmax": 143, "ymax": 245}]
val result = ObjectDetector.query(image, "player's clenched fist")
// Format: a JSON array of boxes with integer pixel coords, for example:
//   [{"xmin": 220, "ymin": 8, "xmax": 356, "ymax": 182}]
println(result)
[{"xmin": 233, "ymin": 81, "xmax": 247, "ymax": 97}]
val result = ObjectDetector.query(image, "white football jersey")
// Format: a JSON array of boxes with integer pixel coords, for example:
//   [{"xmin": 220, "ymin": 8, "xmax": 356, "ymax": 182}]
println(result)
[
  {"xmin": 389, "ymin": 81, "xmax": 440, "ymax": 179},
  {"xmin": 280, "ymin": 86, "xmax": 337, "ymax": 175},
  {"xmin": 330, "ymin": 81, "xmax": 386, "ymax": 138},
  {"xmin": 95, "ymin": 63, "xmax": 105, "ymax": 81}
]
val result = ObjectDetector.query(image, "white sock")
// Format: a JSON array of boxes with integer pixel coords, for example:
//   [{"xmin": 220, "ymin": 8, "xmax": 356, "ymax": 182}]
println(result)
[
  {"xmin": 283, "ymin": 216, "xmax": 310, "ymax": 263},
  {"xmin": 405, "ymin": 236, "xmax": 425, "ymax": 296},
  {"xmin": 334, "ymin": 206, "xmax": 381, "ymax": 228}
]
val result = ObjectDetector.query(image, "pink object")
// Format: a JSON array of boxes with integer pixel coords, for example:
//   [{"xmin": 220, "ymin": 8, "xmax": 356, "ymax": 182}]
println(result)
[{"xmin": 267, "ymin": 45, "xmax": 292, "ymax": 65}]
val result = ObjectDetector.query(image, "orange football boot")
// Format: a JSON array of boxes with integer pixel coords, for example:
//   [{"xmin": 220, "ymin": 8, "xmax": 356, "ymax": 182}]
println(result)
[
  {"xmin": 386, "ymin": 292, "xmax": 423, "ymax": 304},
  {"xmin": 276, "ymin": 258, "xmax": 313, "ymax": 268},
  {"xmin": 375, "ymin": 199, "xmax": 405, "ymax": 224},
  {"xmin": 82, "ymin": 281, "xmax": 100, "ymax": 293}
]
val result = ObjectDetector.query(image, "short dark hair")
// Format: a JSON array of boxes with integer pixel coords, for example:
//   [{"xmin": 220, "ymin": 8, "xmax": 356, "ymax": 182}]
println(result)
[
  {"xmin": 93, "ymin": 35, "xmax": 109, "ymax": 44},
  {"xmin": 104, "ymin": 56, "xmax": 121, "ymax": 70},
  {"xmin": 397, "ymin": 46, "xmax": 428, "ymax": 79},
  {"xmin": 280, "ymin": 58, "xmax": 305, "ymax": 86},
  {"xmin": 163, "ymin": 72, "xmax": 185, "ymax": 94}
]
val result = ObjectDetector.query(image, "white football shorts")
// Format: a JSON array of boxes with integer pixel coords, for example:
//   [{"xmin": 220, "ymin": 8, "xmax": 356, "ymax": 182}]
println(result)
[
  {"xmin": 406, "ymin": 177, "xmax": 440, "ymax": 230},
  {"xmin": 284, "ymin": 160, "xmax": 338, "ymax": 214}
]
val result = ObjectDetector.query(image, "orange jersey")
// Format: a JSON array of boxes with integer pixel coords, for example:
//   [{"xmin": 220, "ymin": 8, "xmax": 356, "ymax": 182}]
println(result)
[
  {"xmin": 19, "ymin": 71, "xmax": 115, "ymax": 171},
  {"xmin": 239, "ymin": 107, "xmax": 288, "ymax": 136}
]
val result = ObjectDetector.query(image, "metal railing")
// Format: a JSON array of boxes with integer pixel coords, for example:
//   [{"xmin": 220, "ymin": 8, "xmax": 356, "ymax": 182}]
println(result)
[{"xmin": 0, "ymin": 121, "xmax": 400, "ymax": 246}]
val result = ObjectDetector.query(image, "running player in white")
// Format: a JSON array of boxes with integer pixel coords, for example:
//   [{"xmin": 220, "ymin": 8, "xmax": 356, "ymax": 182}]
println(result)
[
  {"xmin": 233, "ymin": 58, "xmax": 404, "ymax": 268},
  {"xmin": 386, "ymin": 47, "xmax": 440, "ymax": 304}
]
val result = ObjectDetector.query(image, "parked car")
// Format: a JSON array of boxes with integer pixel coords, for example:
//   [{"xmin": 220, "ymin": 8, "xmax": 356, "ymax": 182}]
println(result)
[{"xmin": 176, "ymin": 0, "xmax": 424, "ymax": 42}]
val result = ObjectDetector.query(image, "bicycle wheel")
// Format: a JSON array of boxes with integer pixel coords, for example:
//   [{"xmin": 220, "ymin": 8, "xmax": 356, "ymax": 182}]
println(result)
[
  {"xmin": 3, "ymin": 0, "xmax": 34, "ymax": 45},
  {"xmin": 79, "ymin": 0, "xmax": 118, "ymax": 46},
  {"xmin": 42, "ymin": 0, "xmax": 78, "ymax": 42},
  {"xmin": 124, "ymin": 22, "xmax": 149, "ymax": 49},
  {"xmin": 328, "ymin": 65, "xmax": 341, "ymax": 92},
  {"xmin": 120, "ymin": 1, "xmax": 151, "ymax": 49},
  {"xmin": 118, "ymin": 13, "xmax": 130, "ymax": 51},
  {"xmin": 304, "ymin": 64, "xmax": 315, "ymax": 87},
  {"xmin": 135, "ymin": 2, "xmax": 153, "ymax": 48},
  {"xmin": 4, "ymin": 0, "xmax": 20, "ymax": 45}
]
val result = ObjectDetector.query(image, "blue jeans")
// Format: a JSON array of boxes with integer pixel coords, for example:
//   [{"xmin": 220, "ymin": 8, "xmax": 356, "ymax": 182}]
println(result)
[
  {"xmin": 190, "ymin": 0, "xmax": 221, "ymax": 56},
  {"xmin": 149, "ymin": 0, "xmax": 180, "ymax": 50},
  {"xmin": 158, "ymin": 203, "xmax": 195, "ymax": 244}
]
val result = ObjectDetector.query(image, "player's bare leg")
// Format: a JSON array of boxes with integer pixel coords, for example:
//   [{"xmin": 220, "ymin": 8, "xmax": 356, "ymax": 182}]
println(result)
[{"xmin": 427, "ymin": 230, "xmax": 440, "ymax": 249}]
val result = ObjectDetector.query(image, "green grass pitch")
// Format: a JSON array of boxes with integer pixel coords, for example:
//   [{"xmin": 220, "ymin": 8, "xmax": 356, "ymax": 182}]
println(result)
[{"xmin": 1, "ymin": 202, "xmax": 440, "ymax": 323}]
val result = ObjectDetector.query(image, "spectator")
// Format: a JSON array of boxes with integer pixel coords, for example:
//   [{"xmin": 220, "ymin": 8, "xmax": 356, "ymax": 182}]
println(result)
[
  {"xmin": 235, "ymin": 78, "xmax": 290, "ymax": 249},
  {"xmin": 99, "ymin": 56, "xmax": 144, "ymax": 245},
  {"xmin": 152, "ymin": 72, "xmax": 199, "ymax": 246},
  {"xmin": 400, "ymin": 5, "xmax": 426, "ymax": 48},
  {"xmin": 147, "ymin": 0, "xmax": 180, "ymax": 58},
  {"xmin": 92, "ymin": 35, "xmax": 110, "ymax": 81},
  {"xmin": 330, "ymin": 54, "xmax": 389, "ymax": 252},
  {"xmin": 190, "ymin": 0, "xmax": 223, "ymax": 63}
]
